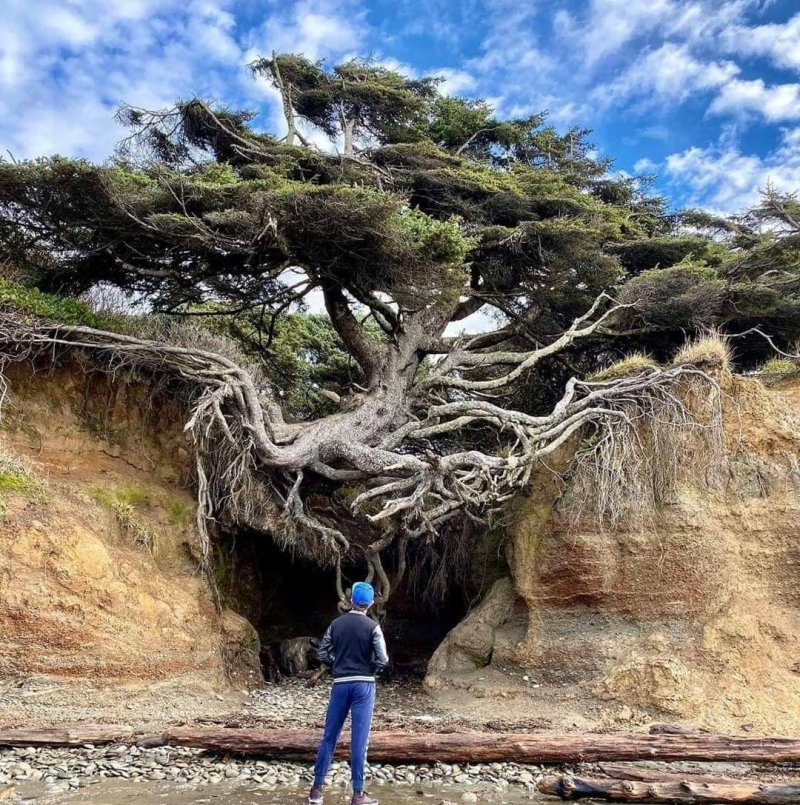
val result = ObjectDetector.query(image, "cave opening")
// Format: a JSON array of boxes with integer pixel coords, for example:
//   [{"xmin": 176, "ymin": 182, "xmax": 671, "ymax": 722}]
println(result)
[{"xmin": 215, "ymin": 528, "xmax": 475, "ymax": 681}]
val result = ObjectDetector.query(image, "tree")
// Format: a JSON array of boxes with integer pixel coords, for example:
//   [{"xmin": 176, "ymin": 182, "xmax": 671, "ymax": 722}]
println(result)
[
  {"xmin": 0, "ymin": 55, "xmax": 797, "ymax": 608},
  {"xmin": 250, "ymin": 54, "xmax": 439, "ymax": 155}
]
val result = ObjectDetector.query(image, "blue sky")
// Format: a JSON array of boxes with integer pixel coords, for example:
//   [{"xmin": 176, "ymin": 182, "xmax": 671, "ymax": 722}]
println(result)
[{"xmin": 2, "ymin": 0, "xmax": 799, "ymax": 214}]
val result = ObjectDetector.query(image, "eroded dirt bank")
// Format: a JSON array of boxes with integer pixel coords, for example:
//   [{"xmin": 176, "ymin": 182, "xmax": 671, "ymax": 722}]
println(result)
[
  {"xmin": 427, "ymin": 374, "xmax": 800, "ymax": 735},
  {"xmin": 0, "ymin": 360, "xmax": 260, "ymax": 720},
  {"xmin": 2, "ymin": 358, "xmax": 800, "ymax": 739}
]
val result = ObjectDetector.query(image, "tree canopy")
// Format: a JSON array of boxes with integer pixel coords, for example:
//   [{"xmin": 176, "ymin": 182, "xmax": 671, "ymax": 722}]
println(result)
[{"xmin": 0, "ymin": 54, "xmax": 798, "ymax": 607}]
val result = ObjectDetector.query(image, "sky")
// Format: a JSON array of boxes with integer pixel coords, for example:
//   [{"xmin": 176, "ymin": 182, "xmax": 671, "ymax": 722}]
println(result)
[{"xmin": 1, "ymin": 0, "xmax": 800, "ymax": 217}]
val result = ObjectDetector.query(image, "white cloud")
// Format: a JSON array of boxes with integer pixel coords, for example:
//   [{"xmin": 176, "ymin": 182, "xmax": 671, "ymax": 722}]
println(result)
[
  {"xmin": 594, "ymin": 43, "xmax": 739, "ymax": 107},
  {"xmin": 709, "ymin": 78, "xmax": 800, "ymax": 122},
  {"xmin": 717, "ymin": 11, "xmax": 800, "ymax": 72},
  {"xmin": 460, "ymin": 4, "xmax": 556, "ymax": 119},
  {"xmin": 0, "ymin": 0, "xmax": 252, "ymax": 160},
  {"xmin": 665, "ymin": 126, "xmax": 800, "ymax": 211},
  {"xmin": 244, "ymin": 0, "xmax": 366, "ymax": 62},
  {"xmin": 556, "ymin": 0, "xmax": 676, "ymax": 66},
  {"xmin": 436, "ymin": 68, "xmax": 478, "ymax": 97},
  {"xmin": 634, "ymin": 157, "xmax": 657, "ymax": 173}
]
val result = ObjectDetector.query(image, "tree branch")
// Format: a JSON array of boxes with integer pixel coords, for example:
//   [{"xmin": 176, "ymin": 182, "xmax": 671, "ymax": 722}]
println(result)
[{"xmin": 322, "ymin": 284, "xmax": 383, "ymax": 378}]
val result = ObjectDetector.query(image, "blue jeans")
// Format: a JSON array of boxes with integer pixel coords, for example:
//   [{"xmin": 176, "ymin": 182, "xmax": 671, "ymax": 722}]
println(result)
[{"xmin": 313, "ymin": 681, "xmax": 376, "ymax": 792}]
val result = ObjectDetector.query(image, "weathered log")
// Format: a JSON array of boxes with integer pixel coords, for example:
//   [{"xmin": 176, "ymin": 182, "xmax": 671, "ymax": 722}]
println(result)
[
  {"xmin": 598, "ymin": 763, "xmax": 744, "ymax": 785},
  {"xmin": 538, "ymin": 774, "xmax": 800, "ymax": 803},
  {"xmin": 161, "ymin": 728, "xmax": 800, "ymax": 764},
  {"xmin": 0, "ymin": 725, "xmax": 135, "ymax": 747}
]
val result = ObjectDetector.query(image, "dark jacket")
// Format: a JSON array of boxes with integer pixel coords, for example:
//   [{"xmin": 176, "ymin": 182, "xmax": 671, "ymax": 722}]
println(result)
[{"xmin": 317, "ymin": 610, "xmax": 389, "ymax": 683}]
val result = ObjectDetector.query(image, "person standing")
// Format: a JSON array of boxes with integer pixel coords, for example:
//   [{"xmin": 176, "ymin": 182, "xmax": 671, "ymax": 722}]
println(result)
[{"xmin": 308, "ymin": 581, "xmax": 388, "ymax": 805}]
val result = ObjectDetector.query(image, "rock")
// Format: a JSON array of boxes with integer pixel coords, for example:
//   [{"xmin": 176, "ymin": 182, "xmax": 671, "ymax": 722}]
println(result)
[
  {"xmin": 461, "ymin": 794, "xmax": 478, "ymax": 803},
  {"xmin": 426, "ymin": 579, "xmax": 515, "ymax": 682}
]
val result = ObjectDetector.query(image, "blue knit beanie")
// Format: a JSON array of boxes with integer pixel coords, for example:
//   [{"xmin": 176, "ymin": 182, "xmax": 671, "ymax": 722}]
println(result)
[{"xmin": 351, "ymin": 581, "xmax": 375, "ymax": 607}]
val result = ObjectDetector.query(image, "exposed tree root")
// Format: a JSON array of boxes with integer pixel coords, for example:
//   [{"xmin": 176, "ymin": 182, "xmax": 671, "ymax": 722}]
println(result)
[{"xmin": 0, "ymin": 298, "xmax": 723, "ymax": 608}]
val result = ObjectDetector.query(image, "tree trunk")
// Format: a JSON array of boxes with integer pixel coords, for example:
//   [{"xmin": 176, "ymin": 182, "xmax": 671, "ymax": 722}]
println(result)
[
  {"xmin": 159, "ymin": 728, "xmax": 800, "ymax": 764},
  {"xmin": 0, "ymin": 726, "xmax": 134, "ymax": 747},
  {"xmin": 538, "ymin": 774, "xmax": 800, "ymax": 803},
  {"xmin": 343, "ymin": 118, "xmax": 355, "ymax": 157}
]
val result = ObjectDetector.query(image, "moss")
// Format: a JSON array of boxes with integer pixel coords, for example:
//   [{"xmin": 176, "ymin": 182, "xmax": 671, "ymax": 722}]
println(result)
[
  {"xmin": 90, "ymin": 484, "xmax": 152, "ymax": 509},
  {"xmin": 0, "ymin": 473, "xmax": 31, "ymax": 493},
  {"xmin": 0, "ymin": 452, "xmax": 44, "ymax": 516},
  {"xmin": 591, "ymin": 352, "xmax": 659, "ymax": 381},
  {"xmin": 168, "ymin": 500, "xmax": 189, "ymax": 525}
]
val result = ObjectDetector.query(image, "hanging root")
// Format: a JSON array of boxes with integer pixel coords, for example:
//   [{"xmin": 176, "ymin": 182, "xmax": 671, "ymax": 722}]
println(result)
[
  {"xmin": 564, "ymin": 369, "xmax": 725, "ymax": 530},
  {"xmin": 0, "ymin": 306, "xmax": 726, "ymax": 611}
]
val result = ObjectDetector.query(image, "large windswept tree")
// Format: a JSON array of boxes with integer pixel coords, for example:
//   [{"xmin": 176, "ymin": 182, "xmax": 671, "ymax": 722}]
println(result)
[{"xmin": 1, "ymin": 55, "xmax": 798, "ymax": 606}]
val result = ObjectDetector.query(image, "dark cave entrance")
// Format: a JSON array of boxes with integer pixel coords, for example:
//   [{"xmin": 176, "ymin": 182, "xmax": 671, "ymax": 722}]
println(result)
[{"xmin": 215, "ymin": 529, "xmax": 473, "ymax": 679}]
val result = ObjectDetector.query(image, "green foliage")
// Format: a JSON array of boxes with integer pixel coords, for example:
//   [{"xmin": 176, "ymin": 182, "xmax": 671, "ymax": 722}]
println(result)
[
  {"xmin": 396, "ymin": 209, "xmax": 476, "ymax": 267},
  {"xmin": 426, "ymin": 96, "xmax": 495, "ymax": 152},
  {"xmin": 0, "ymin": 278, "xmax": 104, "ymax": 326},
  {"xmin": 614, "ymin": 235, "xmax": 727, "ymax": 274},
  {"xmin": 1, "ymin": 53, "xmax": 798, "ymax": 375},
  {"xmin": 620, "ymin": 263, "xmax": 727, "ymax": 329},
  {"xmin": 222, "ymin": 312, "xmax": 367, "ymax": 419},
  {"xmin": 252, "ymin": 55, "xmax": 438, "ymax": 147}
]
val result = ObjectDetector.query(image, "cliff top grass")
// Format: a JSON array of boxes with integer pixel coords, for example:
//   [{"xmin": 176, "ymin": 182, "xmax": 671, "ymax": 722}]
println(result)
[
  {"xmin": 590, "ymin": 352, "xmax": 659, "ymax": 382},
  {"xmin": 672, "ymin": 330, "xmax": 732, "ymax": 371},
  {"xmin": 759, "ymin": 357, "xmax": 800, "ymax": 383}
]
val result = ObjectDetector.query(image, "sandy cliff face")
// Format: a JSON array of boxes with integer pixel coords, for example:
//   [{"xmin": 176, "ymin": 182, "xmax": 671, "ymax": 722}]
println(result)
[
  {"xmin": 0, "ymin": 361, "xmax": 260, "ymax": 687},
  {"xmin": 428, "ymin": 375, "xmax": 800, "ymax": 735}
]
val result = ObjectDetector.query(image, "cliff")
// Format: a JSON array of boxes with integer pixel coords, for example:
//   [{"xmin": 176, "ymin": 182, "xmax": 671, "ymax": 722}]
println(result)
[
  {"xmin": 427, "ymin": 374, "xmax": 800, "ymax": 735},
  {"xmin": 0, "ymin": 361, "xmax": 261, "ymax": 695}
]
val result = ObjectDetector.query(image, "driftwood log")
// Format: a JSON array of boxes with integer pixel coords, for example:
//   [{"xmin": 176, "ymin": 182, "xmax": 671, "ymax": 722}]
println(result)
[
  {"xmin": 160, "ymin": 728, "xmax": 800, "ymax": 764},
  {"xmin": 598, "ymin": 763, "xmax": 745, "ymax": 785},
  {"xmin": 3, "ymin": 726, "xmax": 800, "ymax": 768},
  {"xmin": 0, "ymin": 725, "xmax": 134, "ymax": 746},
  {"xmin": 538, "ymin": 774, "xmax": 800, "ymax": 803}
]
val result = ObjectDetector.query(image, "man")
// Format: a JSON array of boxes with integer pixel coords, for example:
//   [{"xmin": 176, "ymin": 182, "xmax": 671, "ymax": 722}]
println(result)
[{"xmin": 308, "ymin": 581, "xmax": 389, "ymax": 805}]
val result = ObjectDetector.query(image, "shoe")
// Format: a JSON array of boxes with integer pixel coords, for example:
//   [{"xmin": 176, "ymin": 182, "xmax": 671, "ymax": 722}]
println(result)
[
  {"xmin": 351, "ymin": 793, "xmax": 378, "ymax": 805},
  {"xmin": 308, "ymin": 785, "xmax": 324, "ymax": 804}
]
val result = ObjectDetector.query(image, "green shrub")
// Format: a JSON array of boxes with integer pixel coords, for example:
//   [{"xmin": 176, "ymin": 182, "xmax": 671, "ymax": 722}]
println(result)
[
  {"xmin": 0, "ymin": 278, "xmax": 100, "ymax": 325},
  {"xmin": 168, "ymin": 500, "xmax": 189, "ymax": 525},
  {"xmin": 760, "ymin": 357, "xmax": 800, "ymax": 382}
]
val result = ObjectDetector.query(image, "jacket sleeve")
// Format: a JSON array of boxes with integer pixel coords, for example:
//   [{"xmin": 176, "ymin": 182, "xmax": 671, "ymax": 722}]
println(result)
[
  {"xmin": 317, "ymin": 625, "xmax": 335, "ymax": 668},
  {"xmin": 371, "ymin": 624, "xmax": 389, "ymax": 672}
]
